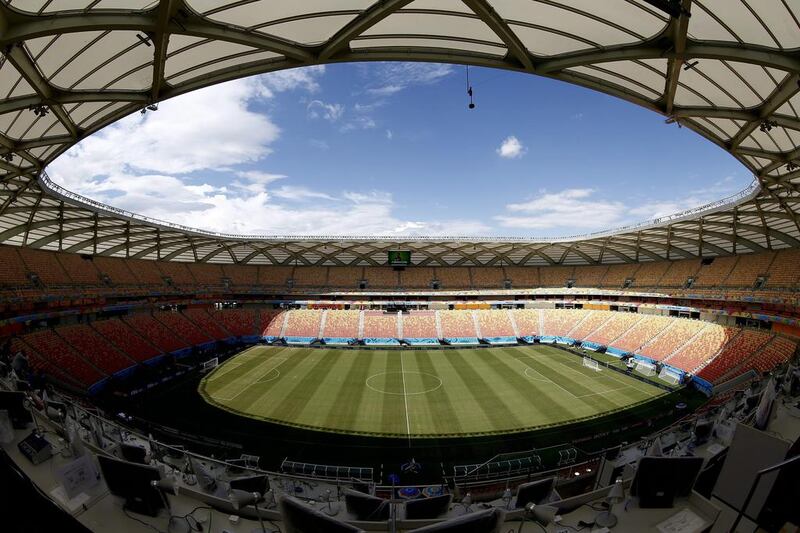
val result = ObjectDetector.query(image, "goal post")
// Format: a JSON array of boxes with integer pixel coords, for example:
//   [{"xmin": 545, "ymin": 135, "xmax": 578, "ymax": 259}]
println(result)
[
  {"xmin": 582, "ymin": 357, "xmax": 601, "ymax": 372},
  {"xmin": 634, "ymin": 360, "xmax": 656, "ymax": 377},
  {"xmin": 658, "ymin": 367, "xmax": 682, "ymax": 386},
  {"xmin": 200, "ymin": 357, "xmax": 219, "ymax": 373}
]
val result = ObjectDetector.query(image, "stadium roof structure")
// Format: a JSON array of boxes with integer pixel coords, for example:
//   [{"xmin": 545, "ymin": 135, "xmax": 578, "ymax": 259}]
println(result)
[{"xmin": 0, "ymin": 0, "xmax": 799, "ymax": 267}]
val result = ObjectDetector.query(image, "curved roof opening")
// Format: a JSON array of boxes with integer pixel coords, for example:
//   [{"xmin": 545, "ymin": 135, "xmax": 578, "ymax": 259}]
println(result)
[{"xmin": 46, "ymin": 62, "xmax": 750, "ymax": 238}]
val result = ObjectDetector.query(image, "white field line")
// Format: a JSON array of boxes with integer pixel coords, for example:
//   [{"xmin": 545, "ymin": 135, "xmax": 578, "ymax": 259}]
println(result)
[
  {"xmin": 399, "ymin": 352, "xmax": 412, "ymax": 447},
  {"xmin": 550, "ymin": 351, "xmax": 654, "ymax": 395},
  {"xmin": 538, "ymin": 351, "xmax": 650, "ymax": 395},
  {"xmin": 508, "ymin": 355, "xmax": 582, "ymax": 400},
  {"xmin": 206, "ymin": 347, "xmax": 262, "ymax": 381},
  {"xmin": 215, "ymin": 353, "xmax": 292, "ymax": 402}
]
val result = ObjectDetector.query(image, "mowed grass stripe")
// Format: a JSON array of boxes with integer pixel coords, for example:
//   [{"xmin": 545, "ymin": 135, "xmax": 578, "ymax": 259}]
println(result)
[
  {"xmin": 444, "ymin": 350, "xmax": 525, "ymax": 432},
  {"xmin": 490, "ymin": 347, "xmax": 575, "ymax": 424},
  {"xmin": 314, "ymin": 351, "xmax": 384, "ymax": 433},
  {"xmin": 512, "ymin": 348, "xmax": 625, "ymax": 412},
  {"xmin": 424, "ymin": 350, "xmax": 495, "ymax": 434},
  {"xmin": 249, "ymin": 349, "xmax": 344, "ymax": 423},
  {"xmin": 200, "ymin": 345, "xmax": 671, "ymax": 437},
  {"xmin": 206, "ymin": 347, "xmax": 290, "ymax": 398},
  {"xmin": 379, "ymin": 353, "xmax": 407, "ymax": 435},
  {"xmin": 403, "ymin": 351, "xmax": 462, "ymax": 436},
  {"xmin": 229, "ymin": 348, "xmax": 314, "ymax": 410}
]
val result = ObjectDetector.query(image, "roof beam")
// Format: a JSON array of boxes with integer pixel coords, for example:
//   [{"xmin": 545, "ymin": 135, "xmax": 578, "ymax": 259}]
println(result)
[
  {"xmin": 460, "ymin": 0, "xmax": 535, "ymax": 71},
  {"xmin": 730, "ymin": 73, "xmax": 800, "ymax": 149},
  {"xmin": 661, "ymin": 0, "xmax": 692, "ymax": 115},
  {"xmin": 150, "ymin": 0, "xmax": 184, "ymax": 103},
  {"xmin": 318, "ymin": 0, "xmax": 414, "ymax": 60}
]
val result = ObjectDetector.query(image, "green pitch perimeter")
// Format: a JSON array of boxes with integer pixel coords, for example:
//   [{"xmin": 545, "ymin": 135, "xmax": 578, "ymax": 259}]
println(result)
[{"xmin": 198, "ymin": 345, "xmax": 666, "ymax": 438}]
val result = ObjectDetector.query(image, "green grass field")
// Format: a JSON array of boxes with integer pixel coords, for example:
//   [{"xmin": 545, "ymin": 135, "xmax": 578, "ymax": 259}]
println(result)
[{"xmin": 198, "ymin": 345, "xmax": 666, "ymax": 438}]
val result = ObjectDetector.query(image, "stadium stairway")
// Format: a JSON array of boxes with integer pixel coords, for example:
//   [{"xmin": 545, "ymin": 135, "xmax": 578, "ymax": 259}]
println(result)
[
  {"xmin": 318, "ymin": 310, "xmax": 328, "ymax": 339},
  {"xmin": 434, "ymin": 311, "xmax": 443, "ymax": 339},
  {"xmin": 662, "ymin": 323, "xmax": 712, "ymax": 366},
  {"xmin": 507, "ymin": 310, "xmax": 520, "ymax": 337},
  {"xmin": 471, "ymin": 311, "xmax": 482, "ymax": 339}
]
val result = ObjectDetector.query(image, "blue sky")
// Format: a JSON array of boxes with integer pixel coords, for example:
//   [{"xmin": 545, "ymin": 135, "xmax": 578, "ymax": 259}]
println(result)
[{"xmin": 49, "ymin": 62, "xmax": 750, "ymax": 237}]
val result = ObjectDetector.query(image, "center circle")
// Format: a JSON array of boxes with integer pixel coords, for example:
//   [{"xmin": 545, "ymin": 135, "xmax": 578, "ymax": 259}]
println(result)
[{"xmin": 365, "ymin": 371, "xmax": 443, "ymax": 395}]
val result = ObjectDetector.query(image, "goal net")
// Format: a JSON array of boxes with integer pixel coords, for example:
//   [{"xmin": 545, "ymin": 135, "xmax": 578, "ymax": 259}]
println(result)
[
  {"xmin": 582, "ymin": 357, "xmax": 601, "ymax": 372},
  {"xmin": 658, "ymin": 367, "xmax": 682, "ymax": 386},
  {"xmin": 200, "ymin": 357, "xmax": 219, "ymax": 373},
  {"xmin": 635, "ymin": 360, "xmax": 657, "ymax": 377}
]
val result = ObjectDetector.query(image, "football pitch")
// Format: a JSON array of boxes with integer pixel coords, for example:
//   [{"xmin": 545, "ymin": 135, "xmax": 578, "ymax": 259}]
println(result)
[{"xmin": 198, "ymin": 345, "xmax": 667, "ymax": 438}]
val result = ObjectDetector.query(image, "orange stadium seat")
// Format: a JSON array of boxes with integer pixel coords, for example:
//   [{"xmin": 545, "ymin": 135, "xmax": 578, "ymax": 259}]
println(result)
[
  {"xmin": 183, "ymin": 308, "xmax": 231, "ymax": 340},
  {"xmin": 601, "ymin": 264, "xmax": 640, "ymax": 288},
  {"xmin": 435, "ymin": 268, "xmax": 471, "ymax": 289},
  {"xmin": 399, "ymin": 267, "xmax": 434, "ymax": 289},
  {"xmin": 659, "ymin": 259, "xmax": 701, "ymax": 288},
  {"xmin": 222, "ymin": 264, "xmax": 258, "ymax": 285},
  {"xmin": 363, "ymin": 311, "xmax": 398, "ymax": 337},
  {"xmin": 262, "ymin": 310, "xmax": 285, "ymax": 336},
  {"xmin": 17, "ymin": 247, "xmax": 70, "ymax": 285},
  {"xmin": 470, "ymin": 267, "xmax": 505, "ymax": 288},
  {"xmin": 156, "ymin": 262, "xmax": 196, "ymax": 285},
  {"xmin": 259, "ymin": 266, "xmax": 293, "ymax": 287},
  {"xmin": 124, "ymin": 314, "xmax": 189, "ymax": 353},
  {"xmin": 155, "ymin": 312, "xmax": 214, "ymax": 344},
  {"xmin": 20, "ymin": 330, "xmax": 106, "ymax": 387},
  {"xmin": 402, "ymin": 311, "xmax": 438, "ymax": 338},
  {"xmin": 283, "ymin": 310, "xmax": 323, "ymax": 337},
  {"xmin": 568, "ymin": 310, "xmax": 612, "ymax": 340},
  {"xmin": 632, "ymin": 261, "xmax": 670, "ymax": 288},
  {"xmin": 697, "ymin": 329, "xmax": 771, "ymax": 383},
  {"xmin": 476, "ymin": 310, "xmax": 515, "ymax": 337},
  {"xmin": 293, "ymin": 267, "xmax": 328, "ymax": 287},
  {"xmin": 327, "ymin": 267, "xmax": 363, "ymax": 288},
  {"xmin": 585, "ymin": 312, "xmax": 641, "ymax": 345},
  {"xmin": 364, "ymin": 267, "xmax": 398, "ymax": 289},
  {"xmin": 613, "ymin": 315, "xmax": 672, "ymax": 354},
  {"xmin": 57, "ymin": 324, "xmax": 136, "ymax": 375},
  {"xmin": 504, "ymin": 267, "xmax": 540, "ymax": 288},
  {"xmin": 724, "ymin": 252, "xmax": 774, "ymax": 288},
  {"xmin": 572, "ymin": 265, "xmax": 609, "ymax": 288},
  {"xmin": 0, "ymin": 246, "xmax": 30, "ymax": 286},
  {"xmin": 541, "ymin": 309, "xmax": 584, "ymax": 337},
  {"xmin": 513, "ymin": 309, "xmax": 541, "ymax": 336},
  {"xmin": 188, "ymin": 263, "xmax": 224, "ymax": 285},
  {"xmin": 694, "ymin": 256, "xmax": 737, "ymax": 288},
  {"xmin": 765, "ymin": 249, "xmax": 800, "ymax": 289},
  {"xmin": 91, "ymin": 318, "xmax": 161, "ymax": 361},
  {"xmin": 211, "ymin": 308, "xmax": 259, "ymax": 337},
  {"xmin": 439, "ymin": 310, "xmax": 477, "ymax": 338},
  {"xmin": 55, "ymin": 253, "xmax": 102, "ymax": 284},
  {"xmin": 664, "ymin": 325, "xmax": 735, "ymax": 372},
  {"xmin": 540, "ymin": 266, "xmax": 574, "ymax": 287},
  {"xmin": 93, "ymin": 256, "xmax": 140, "ymax": 285},
  {"xmin": 322, "ymin": 310, "xmax": 360, "ymax": 338},
  {"xmin": 126, "ymin": 259, "xmax": 166, "ymax": 285},
  {"xmin": 638, "ymin": 318, "xmax": 705, "ymax": 361}
]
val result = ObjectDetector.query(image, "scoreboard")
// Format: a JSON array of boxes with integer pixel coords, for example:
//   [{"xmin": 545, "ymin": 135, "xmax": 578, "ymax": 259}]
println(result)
[{"xmin": 387, "ymin": 250, "xmax": 411, "ymax": 266}]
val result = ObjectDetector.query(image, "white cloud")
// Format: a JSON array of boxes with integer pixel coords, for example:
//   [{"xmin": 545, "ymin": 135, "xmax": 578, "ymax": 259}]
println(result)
[
  {"xmin": 495, "ymin": 189, "xmax": 626, "ymax": 231},
  {"xmin": 386, "ymin": 129, "xmax": 393, "ymax": 140},
  {"xmin": 306, "ymin": 99, "xmax": 345, "ymax": 122},
  {"xmin": 364, "ymin": 63, "xmax": 453, "ymax": 96},
  {"xmin": 309, "ymin": 139, "xmax": 330, "ymax": 150},
  {"xmin": 496, "ymin": 136, "xmax": 526, "ymax": 159}
]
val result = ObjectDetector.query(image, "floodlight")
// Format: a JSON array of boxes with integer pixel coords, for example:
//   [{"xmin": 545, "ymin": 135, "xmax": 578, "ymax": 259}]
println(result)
[{"xmin": 594, "ymin": 479, "xmax": 625, "ymax": 528}]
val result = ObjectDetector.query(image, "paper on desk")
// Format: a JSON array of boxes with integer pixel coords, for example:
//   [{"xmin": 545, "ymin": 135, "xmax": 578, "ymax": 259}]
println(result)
[
  {"xmin": 50, "ymin": 486, "xmax": 91, "ymax": 513},
  {"xmin": 656, "ymin": 508, "xmax": 706, "ymax": 533}
]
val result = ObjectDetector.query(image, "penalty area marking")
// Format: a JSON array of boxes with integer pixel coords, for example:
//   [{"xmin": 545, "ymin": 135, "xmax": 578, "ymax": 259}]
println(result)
[
  {"xmin": 523, "ymin": 366, "xmax": 551, "ymax": 382},
  {"xmin": 214, "ymin": 356, "xmax": 291, "ymax": 402}
]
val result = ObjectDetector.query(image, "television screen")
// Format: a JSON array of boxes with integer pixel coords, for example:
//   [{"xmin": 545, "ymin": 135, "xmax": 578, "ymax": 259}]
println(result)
[{"xmin": 388, "ymin": 250, "xmax": 411, "ymax": 266}]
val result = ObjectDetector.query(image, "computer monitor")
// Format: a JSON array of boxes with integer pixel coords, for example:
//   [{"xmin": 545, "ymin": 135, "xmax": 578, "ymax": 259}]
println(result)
[
  {"xmin": 280, "ymin": 496, "xmax": 364, "ymax": 533},
  {"xmin": 97, "ymin": 454, "xmax": 164, "ymax": 517},
  {"xmin": 344, "ymin": 488, "xmax": 390, "ymax": 521},
  {"xmin": 406, "ymin": 508, "xmax": 503, "ymax": 533},
  {"xmin": 0, "ymin": 391, "xmax": 33, "ymax": 429},
  {"xmin": 120, "ymin": 442, "xmax": 148, "ymax": 465},
  {"xmin": 515, "ymin": 477, "xmax": 555, "ymax": 509},
  {"xmin": 405, "ymin": 494, "xmax": 452, "ymax": 520},
  {"xmin": 188, "ymin": 457, "xmax": 218, "ymax": 493},
  {"xmin": 632, "ymin": 456, "xmax": 704, "ymax": 508},
  {"xmin": 229, "ymin": 474, "xmax": 270, "ymax": 495}
]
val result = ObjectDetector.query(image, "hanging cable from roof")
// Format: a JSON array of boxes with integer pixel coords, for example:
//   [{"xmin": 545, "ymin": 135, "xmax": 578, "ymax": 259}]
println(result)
[{"xmin": 466, "ymin": 65, "xmax": 475, "ymax": 109}]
